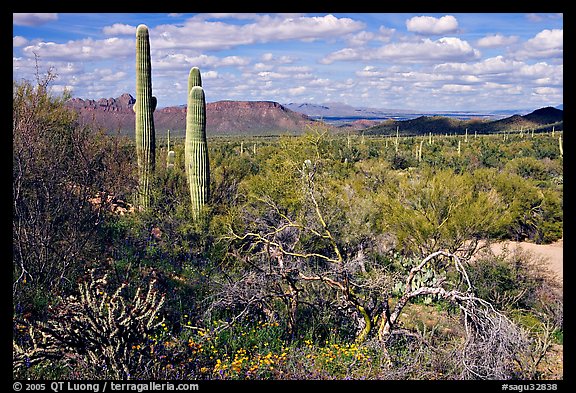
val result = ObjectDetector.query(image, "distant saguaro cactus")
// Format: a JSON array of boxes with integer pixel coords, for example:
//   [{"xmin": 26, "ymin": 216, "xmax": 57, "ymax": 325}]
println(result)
[
  {"xmin": 167, "ymin": 129, "xmax": 171, "ymax": 152},
  {"xmin": 418, "ymin": 139, "xmax": 423, "ymax": 162},
  {"xmin": 185, "ymin": 68, "xmax": 210, "ymax": 221},
  {"xmin": 166, "ymin": 129, "xmax": 175, "ymax": 169},
  {"xmin": 134, "ymin": 24, "xmax": 156, "ymax": 209}
]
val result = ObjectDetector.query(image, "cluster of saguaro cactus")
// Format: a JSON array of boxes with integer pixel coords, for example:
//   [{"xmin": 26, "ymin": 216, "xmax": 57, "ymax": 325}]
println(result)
[
  {"xmin": 132, "ymin": 26, "xmax": 211, "ymax": 219},
  {"xmin": 185, "ymin": 67, "xmax": 210, "ymax": 221},
  {"xmin": 134, "ymin": 24, "xmax": 157, "ymax": 209}
]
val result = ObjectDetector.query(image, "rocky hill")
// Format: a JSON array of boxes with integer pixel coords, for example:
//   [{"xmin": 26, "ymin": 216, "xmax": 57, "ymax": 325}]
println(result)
[
  {"xmin": 363, "ymin": 106, "xmax": 563, "ymax": 136},
  {"xmin": 65, "ymin": 94, "xmax": 320, "ymax": 137},
  {"xmin": 523, "ymin": 106, "xmax": 563, "ymax": 124}
]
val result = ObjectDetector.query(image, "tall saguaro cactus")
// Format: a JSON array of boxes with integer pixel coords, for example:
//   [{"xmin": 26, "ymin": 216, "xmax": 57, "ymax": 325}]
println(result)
[
  {"xmin": 134, "ymin": 24, "xmax": 156, "ymax": 209},
  {"xmin": 185, "ymin": 68, "xmax": 210, "ymax": 221}
]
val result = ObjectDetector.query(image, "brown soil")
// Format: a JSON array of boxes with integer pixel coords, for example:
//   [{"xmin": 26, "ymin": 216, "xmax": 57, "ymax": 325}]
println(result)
[
  {"xmin": 477, "ymin": 238, "xmax": 563, "ymax": 379},
  {"xmin": 482, "ymin": 238, "xmax": 563, "ymax": 285}
]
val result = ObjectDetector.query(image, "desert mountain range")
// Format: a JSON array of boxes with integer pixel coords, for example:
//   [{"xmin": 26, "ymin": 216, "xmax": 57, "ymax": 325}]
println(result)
[
  {"xmin": 66, "ymin": 94, "xmax": 317, "ymax": 137},
  {"xmin": 65, "ymin": 93, "xmax": 563, "ymax": 137}
]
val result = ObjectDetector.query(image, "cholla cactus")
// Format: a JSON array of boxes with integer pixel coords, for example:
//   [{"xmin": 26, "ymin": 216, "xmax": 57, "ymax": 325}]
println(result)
[
  {"xmin": 13, "ymin": 270, "xmax": 165, "ymax": 379},
  {"xmin": 134, "ymin": 24, "xmax": 156, "ymax": 209}
]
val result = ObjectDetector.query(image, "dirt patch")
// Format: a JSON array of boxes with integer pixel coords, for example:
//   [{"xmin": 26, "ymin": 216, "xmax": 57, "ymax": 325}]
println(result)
[{"xmin": 476, "ymin": 239, "xmax": 563, "ymax": 285}]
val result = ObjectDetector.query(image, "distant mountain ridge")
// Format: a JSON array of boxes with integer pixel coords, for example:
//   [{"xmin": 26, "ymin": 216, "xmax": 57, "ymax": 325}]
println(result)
[
  {"xmin": 66, "ymin": 94, "xmax": 319, "ymax": 136},
  {"xmin": 283, "ymin": 101, "xmax": 536, "ymax": 122},
  {"xmin": 65, "ymin": 94, "xmax": 562, "ymax": 137},
  {"xmin": 362, "ymin": 106, "xmax": 563, "ymax": 136}
]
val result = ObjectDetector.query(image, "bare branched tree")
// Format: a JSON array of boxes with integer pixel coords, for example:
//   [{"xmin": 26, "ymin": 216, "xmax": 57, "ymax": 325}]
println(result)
[{"xmin": 222, "ymin": 159, "xmax": 539, "ymax": 379}]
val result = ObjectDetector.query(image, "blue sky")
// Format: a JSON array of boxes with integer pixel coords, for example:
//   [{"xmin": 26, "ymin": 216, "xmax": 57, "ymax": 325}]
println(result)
[{"xmin": 13, "ymin": 13, "xmax": 563, "ymax": 111}]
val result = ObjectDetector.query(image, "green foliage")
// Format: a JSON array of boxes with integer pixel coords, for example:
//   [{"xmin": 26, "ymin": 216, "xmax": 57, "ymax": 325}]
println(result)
[
  {"xmin": 377, "ymin": 168, "xmax": 510, "ymax": 254},
  {"xmin": 472, "ymin": 169, "xmax": 562, "ymax": 243}
]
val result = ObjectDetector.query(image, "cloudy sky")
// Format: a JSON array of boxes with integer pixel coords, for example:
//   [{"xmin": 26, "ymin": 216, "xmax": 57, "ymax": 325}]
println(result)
[{"xmin": 13, "ymin": 13, "xmax": 563, "ymax": 111}]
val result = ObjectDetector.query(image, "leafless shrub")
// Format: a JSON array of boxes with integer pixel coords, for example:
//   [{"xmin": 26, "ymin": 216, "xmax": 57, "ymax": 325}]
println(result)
[
  {"xmin": 457, "ymin": 296, "xmax": 531, "ymax": 379},
  {"xmin": 13, "ymin": 74, "xmax": 136, "ymax": 302}
]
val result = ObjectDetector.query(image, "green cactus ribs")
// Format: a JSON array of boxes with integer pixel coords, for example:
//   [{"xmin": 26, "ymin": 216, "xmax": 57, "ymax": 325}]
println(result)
[
  {"xmin": 185, "ymin": 70, "xmax": 210, "ymax": 221},
  {"xmin": 188, "ymin": 66, "xmax": 202, "ymax": 91},
  {"xmin": 135, "ymin": 24, "xmax": 156, "ymax": 209}
]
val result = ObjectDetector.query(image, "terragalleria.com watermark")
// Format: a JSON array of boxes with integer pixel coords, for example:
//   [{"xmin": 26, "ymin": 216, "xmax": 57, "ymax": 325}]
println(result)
[{"xmin": 13, "ymin": 382, "xmax": 199, "ymax": 393}]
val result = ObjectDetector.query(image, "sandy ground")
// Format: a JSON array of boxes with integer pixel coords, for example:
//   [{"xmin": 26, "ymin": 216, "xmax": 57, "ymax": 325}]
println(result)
[{"xmin": 480, "ymin": 238, "xmax": 563, "ymax": 284}]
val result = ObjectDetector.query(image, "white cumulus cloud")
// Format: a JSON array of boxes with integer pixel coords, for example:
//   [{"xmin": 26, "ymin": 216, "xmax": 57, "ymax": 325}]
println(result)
[
  {"xmin": 13, "ymin": 36, "xmax": 28, "ymax": 47},
  {"xmin": 477, "ymin": 34, "xmax": 519, "ymax": 48},
  {"xmin": 102, "ymin": 23, "xmax": 136, "ymax": 35},
  {"xmin": 321, "ymin": 36, "xmax": 479, "ymax": 64},
  {"xmin": 440, "ymin": 84, "xmax": 474, "ymax": 92},
  {"xmin": 288, "ymin": 86, "xmax": 306, "ymax": 95},
  {"xmin": 13, "ymin": 13, "xmax": 58, "ymax": 26},
  {"xmin": 406, "ymin": 15, "xmax": 458, "ymax": 35},
  {"xmin": 152, "ymin": 14, "xmax": 364, "ymax": 51},
  {"xmin": 22, "ymin": 37, "xmax": 132, "ymax": 61},
  {"xmin": 514, "ymin": 29, "xmax": 563, "ymax": 59}
]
